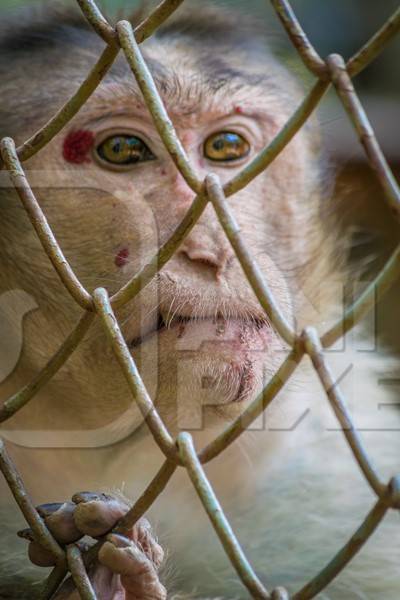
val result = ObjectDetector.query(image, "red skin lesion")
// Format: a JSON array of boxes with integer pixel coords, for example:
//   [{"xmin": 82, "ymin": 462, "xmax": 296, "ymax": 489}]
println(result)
[
  {"xmin": 115, "ymin": 247, "xmax": 130, "ymax": 268},
  {"xmin": 63, "ymin": 130, "xmax": 95, "ymax": 164}
]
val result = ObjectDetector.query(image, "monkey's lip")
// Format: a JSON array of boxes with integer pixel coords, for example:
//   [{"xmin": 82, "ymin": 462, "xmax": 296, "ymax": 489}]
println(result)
[
  {"xmin": 128, "ymin": 313, "xmax": 270, "ymax": 349},
  {"xmin": 129, "ymin": 315, "xmax": 270, "ymax": 406}
]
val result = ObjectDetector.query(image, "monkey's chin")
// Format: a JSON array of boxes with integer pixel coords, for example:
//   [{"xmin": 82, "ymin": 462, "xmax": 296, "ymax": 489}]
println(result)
[{"xmin": 174, "ymin": 317, "xmax": 270, "ymax": 398}]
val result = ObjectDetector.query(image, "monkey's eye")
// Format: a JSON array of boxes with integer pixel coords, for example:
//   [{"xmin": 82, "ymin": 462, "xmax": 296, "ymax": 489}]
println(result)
[
  {"xmin": 96, "ymin": 134, "xmax": 155, "ymax": 167},
  {"xmin": 204, "ymin": 131, "xmax": 250, "ymax": 162}
]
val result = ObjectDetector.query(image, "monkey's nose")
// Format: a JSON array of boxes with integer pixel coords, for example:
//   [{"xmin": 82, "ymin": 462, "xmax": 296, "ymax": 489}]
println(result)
[{"xmin": 179, "ymin": 237, "xmax": 232, "ymax": 280}]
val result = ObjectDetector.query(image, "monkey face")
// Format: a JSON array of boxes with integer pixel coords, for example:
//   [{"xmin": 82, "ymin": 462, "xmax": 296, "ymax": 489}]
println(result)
[{"xmin": 0, "ymin": 24, "xmax": 334, "ymax": 444}]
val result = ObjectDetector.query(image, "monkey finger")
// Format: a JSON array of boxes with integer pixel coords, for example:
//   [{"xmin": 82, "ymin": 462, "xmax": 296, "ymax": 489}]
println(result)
[
  {"xmin": 99, "ymin": 534, "xmax": 167, "ymax": 600},
  {"xmin": 22, "ymin": 534, "xmax": 92, "ymax": 569},
  {"xmin": 27, "ymin": 541, "xmax": 57, "ymax": 567},
  {"xmin": 53, "ymin": 567, "xmax": 120, "ymax": 600},
  {"xmin": 73, "ymin": 497, "xmax": 129, "ymax": 538},
  {"xmin": 130, "ymin": 519, "xmax": 164, "ymax": 569},
  {"xmin": 36, "ymin": 501, "xmax": 82, "ymax": 544},
  {"xmin": 36, "ymin": 502, "xmax": 65, "ymax": 517}
]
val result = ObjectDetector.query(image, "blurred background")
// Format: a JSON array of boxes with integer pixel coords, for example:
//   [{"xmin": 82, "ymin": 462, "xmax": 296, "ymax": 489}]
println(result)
[{"xmin": 1, "ymin": 0, "xmax": 399, "ymax": 350}]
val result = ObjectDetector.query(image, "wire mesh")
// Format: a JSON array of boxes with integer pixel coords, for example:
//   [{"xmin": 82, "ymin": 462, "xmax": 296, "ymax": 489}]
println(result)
[{"xmin": 0, "ymin": 0, "xmax": 399, "ymax": 598}]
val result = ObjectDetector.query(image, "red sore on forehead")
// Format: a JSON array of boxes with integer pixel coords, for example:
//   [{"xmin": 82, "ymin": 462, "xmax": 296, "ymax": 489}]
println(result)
[{"xmin": 63, "ymin": 130, "xmax": 94, "ymax": 164}]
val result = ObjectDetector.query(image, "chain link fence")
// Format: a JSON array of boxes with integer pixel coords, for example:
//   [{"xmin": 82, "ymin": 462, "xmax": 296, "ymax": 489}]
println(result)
[{"xmin": 0, "ymin": 0, "xmax": 399, "ymax": 597}]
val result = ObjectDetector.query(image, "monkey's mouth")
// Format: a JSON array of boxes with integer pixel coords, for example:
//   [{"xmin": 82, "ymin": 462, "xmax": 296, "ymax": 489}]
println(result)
[
  {"xmin": 129, "ymin": 312, "xmax": 270, "ymax": 350},
  {"xmin": 129, "ymin": 313, "xmax": 187, "ymax": 348},
  {"xmin": 128, "ymin": 312, "xmax": 272, "ymax": 406}
]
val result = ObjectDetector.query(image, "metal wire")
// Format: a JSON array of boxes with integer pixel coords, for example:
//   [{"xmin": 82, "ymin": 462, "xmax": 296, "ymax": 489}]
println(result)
[{"xmin": 0, "ymin": 1, "xmax": 399, "ymax": 598}]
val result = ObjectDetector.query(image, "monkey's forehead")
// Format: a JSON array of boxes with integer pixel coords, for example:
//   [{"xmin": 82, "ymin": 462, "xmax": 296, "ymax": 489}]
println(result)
[
  {"xmin": 4, "ymin": 49, "xmax": 292, "ymax": 134},
  {"xmin": 84, "ymin": 45, "xmax": 284, "ymax": 115},
  {"xmin": 0, "ymin": 3, "xmax": 303, "ymax": 141}
]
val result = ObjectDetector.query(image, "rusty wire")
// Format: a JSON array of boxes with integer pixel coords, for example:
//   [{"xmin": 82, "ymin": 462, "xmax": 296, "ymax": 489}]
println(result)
[{"xmin": 0, "ymin": 0, "xmax": 399, "ymax": 598}]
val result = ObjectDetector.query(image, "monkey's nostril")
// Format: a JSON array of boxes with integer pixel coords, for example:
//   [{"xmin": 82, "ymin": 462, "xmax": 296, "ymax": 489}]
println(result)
[
  {"xmin": 192, "ymin": 255, "xmax": 219, "ymax": 269},
  {"xmin": 180, "ymin": 247, "xmax": 228, "ymax": 278}
]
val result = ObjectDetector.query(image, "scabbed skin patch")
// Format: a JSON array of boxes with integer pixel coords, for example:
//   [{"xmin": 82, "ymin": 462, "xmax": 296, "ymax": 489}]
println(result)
[
  {"xmin": 63, "ymin": 130, "xmax": 94, "ymax": 164},
  {"xmin": 115, "ymin": 247, "xmax": 130, "ymax": 267}
]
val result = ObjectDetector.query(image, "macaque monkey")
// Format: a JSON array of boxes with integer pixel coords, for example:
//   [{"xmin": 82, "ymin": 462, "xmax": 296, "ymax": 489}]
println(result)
[{"xmin": 0, "ymin": 2, "xmax": 399, "ymax": 599}]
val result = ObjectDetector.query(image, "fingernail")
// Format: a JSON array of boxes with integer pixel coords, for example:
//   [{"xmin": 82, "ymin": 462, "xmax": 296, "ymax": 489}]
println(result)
[
  {"xmin": 36, "ymin": 502, "xmax": 64, "ymax": 517},
  {"xmin": 17, "ymin": 528, "xmax": 34, "ymax": 541},
  {"xmin": 72, "ymin": 491, "xmax": 112, "ymax": 504},
  {"xmin": 106, "ymin": 533, "xmax": 131, "ymax": 548}
]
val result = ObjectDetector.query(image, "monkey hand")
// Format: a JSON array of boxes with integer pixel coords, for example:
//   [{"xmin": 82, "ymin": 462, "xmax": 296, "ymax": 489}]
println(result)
[{"xmin": 18, "ymin": 491, "xmax": 166, "ymax": 600}]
